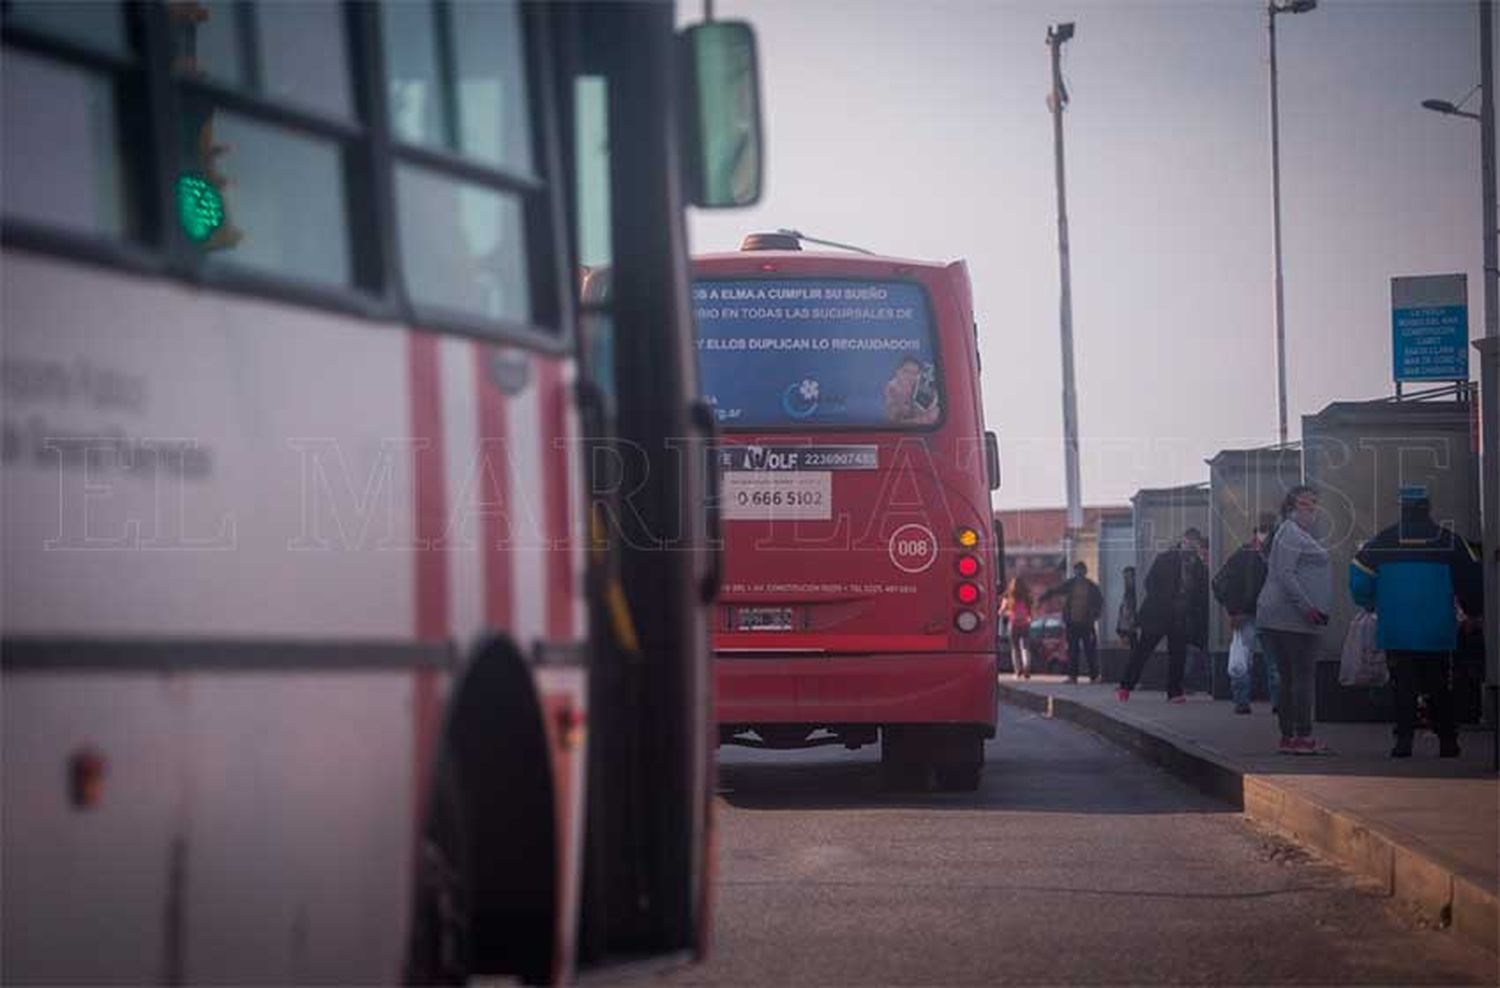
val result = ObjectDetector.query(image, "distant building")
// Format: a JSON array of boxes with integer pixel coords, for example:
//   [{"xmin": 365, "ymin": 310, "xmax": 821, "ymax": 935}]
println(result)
[{"xmin": 994, "ymin": 506, "xmax": 1133, "ymax": 629}]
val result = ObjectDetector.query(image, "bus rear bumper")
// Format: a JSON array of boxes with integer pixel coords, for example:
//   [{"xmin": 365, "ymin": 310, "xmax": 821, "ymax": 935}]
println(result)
[{"xmin": 714, "ymin": 652, "xmax": 997, "ymax": 729}]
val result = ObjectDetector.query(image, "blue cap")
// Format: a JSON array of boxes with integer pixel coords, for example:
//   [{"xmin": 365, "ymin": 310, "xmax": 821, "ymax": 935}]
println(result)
[{"xmin": 1398, "ymin": 484, "xmax": 1429, "ymax": 503}]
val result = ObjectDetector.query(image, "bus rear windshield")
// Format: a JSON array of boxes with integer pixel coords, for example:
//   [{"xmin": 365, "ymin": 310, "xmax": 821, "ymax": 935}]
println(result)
[{"xmin": 693, "ymin": 278, "xmax": 942, "ymax": 429}]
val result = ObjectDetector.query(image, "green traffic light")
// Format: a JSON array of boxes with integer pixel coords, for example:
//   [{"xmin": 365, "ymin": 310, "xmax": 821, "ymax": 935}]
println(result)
[{"xmin": 176, "ymin": 174, "xmax": 225, "ymax": 243}]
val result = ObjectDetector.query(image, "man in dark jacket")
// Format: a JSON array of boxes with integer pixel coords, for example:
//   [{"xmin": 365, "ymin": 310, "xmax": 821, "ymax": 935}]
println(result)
[
  {"xmin": 1117, "ymin": 528, "xmax": 1210, "ymax": 702},
  {"xmin": 1350, "ymin": 486, "xmax": 1484, "ymax": 758},
  {"xmin": 1040, "ymin": 561, "xmax": 1105, "ymax": 683},
  {"xmin": 1212, "ymin": 515, "xmax": 1280, "ymax": 714}
]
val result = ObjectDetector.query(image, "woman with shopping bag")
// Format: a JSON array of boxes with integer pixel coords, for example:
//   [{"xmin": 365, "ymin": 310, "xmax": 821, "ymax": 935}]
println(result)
[{"xmin": 1212, "ymin": 514, "xmax": 1280, "ymax": 715}]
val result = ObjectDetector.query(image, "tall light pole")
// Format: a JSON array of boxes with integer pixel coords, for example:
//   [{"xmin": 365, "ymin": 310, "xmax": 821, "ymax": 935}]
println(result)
[
  {"xmin": 1422, "ymin": 0, "xmax": 1497, "ymax": 764},
  {"xmin": 1047, "ymin": 21, "xmax": 1083, "ymax": 567},
  {"xmin": 1267, "ymin": 0, "xmax": 1318, "ymax": 446}
]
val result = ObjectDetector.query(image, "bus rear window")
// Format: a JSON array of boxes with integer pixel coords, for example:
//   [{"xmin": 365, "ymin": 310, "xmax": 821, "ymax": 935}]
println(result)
[{"xmin": 693, "ymin": 278, "xmax": 941, "ymax": 429}]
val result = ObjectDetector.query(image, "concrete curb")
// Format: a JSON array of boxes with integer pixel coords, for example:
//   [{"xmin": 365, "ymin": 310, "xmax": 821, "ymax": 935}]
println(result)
[{"xmin": 999, "ymin": 683, "xmax": 1499, "ymax": 957}]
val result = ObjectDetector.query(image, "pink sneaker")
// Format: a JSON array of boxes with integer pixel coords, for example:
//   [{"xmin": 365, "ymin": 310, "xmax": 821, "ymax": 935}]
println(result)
[
  {"xmin": 1166, "ymin": 694, "xmax": 1187, "ymax": 705},
  {"xmin": 1277, "ymin": 737, "xmax": 1298, "ymax": 755},
  {"xmin": 1295, "ymin": 737, "xmax": 1331, "ymax": 756},
  {"xmin": 1115, "ymin": 688, "xmax": 1130, "ymax": 702}
]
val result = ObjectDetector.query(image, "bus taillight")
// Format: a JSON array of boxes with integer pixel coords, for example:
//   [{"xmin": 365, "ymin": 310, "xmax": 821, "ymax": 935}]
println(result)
[
  {"xmin": 956, "ymin": 554, "xmax": 980, "ymax": 578},
  {"xmin": 955, "ymin": 582, "xmax": 981, "ymax": 606}
]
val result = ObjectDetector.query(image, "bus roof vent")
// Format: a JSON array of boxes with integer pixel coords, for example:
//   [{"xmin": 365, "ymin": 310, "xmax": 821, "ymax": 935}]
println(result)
[{"xmin": 740, "ymin": 231, "xmax": 802, "ymax": 251}]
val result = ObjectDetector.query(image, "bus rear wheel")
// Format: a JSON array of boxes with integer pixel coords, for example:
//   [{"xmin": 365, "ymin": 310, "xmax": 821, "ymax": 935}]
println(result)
[
  {"xmin": 934, "ymin": 760, "xmax": 982, "ymax": 792},
  {"xmin": 881, "ymin": 726, "xmax": 983, "ymax": 793},
  {"xmin": 931, "ymin": 727, "xmax": 983, "ymax": 792}
]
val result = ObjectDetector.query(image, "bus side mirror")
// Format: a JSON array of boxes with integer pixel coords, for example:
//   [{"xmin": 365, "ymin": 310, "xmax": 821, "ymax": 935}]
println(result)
[
  {"xmin": 984, "ymin": 431, "xmax": 1001, "ymax": 491},
  {"xmin": 678, "ymin": 21, "xmax": 763, "ymax": 208}
]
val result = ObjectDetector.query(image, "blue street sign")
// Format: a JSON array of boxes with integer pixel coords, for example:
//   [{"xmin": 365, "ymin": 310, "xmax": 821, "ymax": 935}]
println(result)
[{"xmin": 1391, "ymin": 274, "xmax": 1469, "ymax": 382}]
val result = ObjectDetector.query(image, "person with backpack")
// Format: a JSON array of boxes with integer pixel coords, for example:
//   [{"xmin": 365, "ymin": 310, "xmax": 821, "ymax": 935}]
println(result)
[
  {"xmin": 1350, "ymin": 485, "xmax": 1485, "ymax": 758},
  {"xmin": 1212, "ymin": 514, "xmax": 1281, "ymax": 715}
]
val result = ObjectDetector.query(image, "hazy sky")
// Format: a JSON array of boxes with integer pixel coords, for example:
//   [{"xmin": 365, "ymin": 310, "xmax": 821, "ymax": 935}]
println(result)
[{"xmin": 688, "ymin": 0, "xmax": 1492, "ymax": 510}]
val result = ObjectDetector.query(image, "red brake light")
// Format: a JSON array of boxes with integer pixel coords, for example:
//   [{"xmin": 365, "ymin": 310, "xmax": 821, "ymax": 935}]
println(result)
[
  {"xmin": 955, "ymin": 582, "xmax": 981, "ymax": 605},
  {"xmin": 956, "ymin": 554, "xmax": 980, "ymax": 578}
]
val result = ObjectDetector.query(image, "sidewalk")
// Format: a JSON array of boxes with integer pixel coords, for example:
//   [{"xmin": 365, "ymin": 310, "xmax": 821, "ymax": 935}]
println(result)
[{"xmin": 997, "ymin": 675, "xmax": 1499, "ymax": 956}]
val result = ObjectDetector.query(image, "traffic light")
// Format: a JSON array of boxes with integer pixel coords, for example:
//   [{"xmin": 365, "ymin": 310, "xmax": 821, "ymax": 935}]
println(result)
[
  {"xmin": 175, "ymin": 105, "xmax": 240, "ymax": 250},
  {"xmin": 169, "ymin": 1, "xmax": 240, "ymax": 250}
]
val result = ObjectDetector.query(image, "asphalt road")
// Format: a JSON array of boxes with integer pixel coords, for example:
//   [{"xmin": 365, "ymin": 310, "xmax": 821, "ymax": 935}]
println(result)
[{"xmin": 617, "ymin": 707, "xmax": 1496, "ymax": 986}]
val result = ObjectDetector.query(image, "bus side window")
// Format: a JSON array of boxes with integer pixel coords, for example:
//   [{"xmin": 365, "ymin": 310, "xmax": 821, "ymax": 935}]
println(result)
[
  {"xmin": 0, "ymin": 51, "xmax": 131, "ymax": 240},
  {"xmin": 171, "ymin": 1, "xmax": 354, "ymax": 120},
  {"xmin": 381, "ymin": 0, "xmax": 534, "ymax": 174},
  {"xmin": 380, "ymin": 0, "xmax": 547, "ymax": 332},
  {"xmin": 4, "ymin": 0, "xmax": 127, "ymax": 56},
  {"xmin": 575, "ymin": 75, "xmax": 615, "ymax": 413},
  {"xmin": 394, "ymin": 166, "xmax": 531, "ymax": 324},
  {"xmin": 169, "ymin": 2, "xmax": 359, "ymax": 285},
  {"xmin": 178, "ymin": 97, "xmax": 353, "ymax": 285}
]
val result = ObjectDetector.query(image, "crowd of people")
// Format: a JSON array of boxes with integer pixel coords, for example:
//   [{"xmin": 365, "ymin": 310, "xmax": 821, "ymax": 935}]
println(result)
[{"xmin": 999, "ymin": 484, "xmax": 1485, "ymax": 759}]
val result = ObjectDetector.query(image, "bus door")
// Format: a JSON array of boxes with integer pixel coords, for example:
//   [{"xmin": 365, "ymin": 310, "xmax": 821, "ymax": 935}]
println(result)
[{"xmin": 563, "ymin": 5, "xmax": 761, "ymax": 973}]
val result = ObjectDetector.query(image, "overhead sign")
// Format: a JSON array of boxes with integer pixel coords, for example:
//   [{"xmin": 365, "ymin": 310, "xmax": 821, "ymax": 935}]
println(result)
[
  {"xmin": 718, "ymin": 444, "xmax": 878, "ymax": 472},
  {"xmin": 1391, "ymin": 274, "xmax": 1468, "ymax": 382}
]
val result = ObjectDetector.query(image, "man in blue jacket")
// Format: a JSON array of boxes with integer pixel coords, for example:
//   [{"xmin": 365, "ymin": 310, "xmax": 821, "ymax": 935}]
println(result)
[{"xmin": 1350, "ymin": 486, "xmax": 1485, "ymax": 758}]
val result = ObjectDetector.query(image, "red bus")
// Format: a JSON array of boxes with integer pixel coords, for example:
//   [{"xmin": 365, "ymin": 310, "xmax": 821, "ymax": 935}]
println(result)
[
  {"xmin": 694, "ymin": 234, "xmax": 1002, "ymax": 791},
  {"xmin": 2, "ymin": 3, "xmax": 760, "ymax": 983}
]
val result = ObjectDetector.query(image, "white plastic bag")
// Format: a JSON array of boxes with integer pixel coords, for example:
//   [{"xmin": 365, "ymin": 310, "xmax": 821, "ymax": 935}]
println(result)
[
  {"xmin": 1227, "ymin": 624, "xmax": 1252, "ymax": 678},
  {"xmin": 1339, "ymin": 610, "xmax": 1387, "ymax": 687}
]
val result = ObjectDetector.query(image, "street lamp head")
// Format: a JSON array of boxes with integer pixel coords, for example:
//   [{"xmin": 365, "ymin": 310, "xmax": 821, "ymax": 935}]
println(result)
[
  {"xmin": 1271, "ymin": 0, "xmax": 1317, "ymax": 13},
  {"xmin": 1047, "ymin": 22, "xmax": 1075, "ymax": 45},
  {"xmin": 1421, "ymin": 99, "xmax": 1460, "ymax": 115}
]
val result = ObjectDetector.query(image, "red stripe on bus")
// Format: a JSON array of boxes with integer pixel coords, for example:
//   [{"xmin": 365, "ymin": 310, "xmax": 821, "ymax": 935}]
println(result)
[
  {"xmin": 408, "ymin": 331, "xmax": 449, "ymax": 835},
  {"xmin": 539, "ymin": 359, "xmax": 573, "ymax": 639},
  {"xmin": 475, "ymin": 345, "xmax": 514, "ymax": 628},
  {"xmin": 714, "ymin": 633, "xmax": 950, "ymax": 652},
  {"xmin": 409, "ymin": 332, "xmax": 449, "ymax": 642}
]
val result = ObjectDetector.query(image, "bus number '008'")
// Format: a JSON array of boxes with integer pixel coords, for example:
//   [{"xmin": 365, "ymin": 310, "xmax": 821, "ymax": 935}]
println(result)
[
  {"xmin": 895, "ymin": 539, "xmax": 931, "ymax": 558},
  {"xmin": 735, "ymin": 490, "xmax": 824, "ymax": 508}
]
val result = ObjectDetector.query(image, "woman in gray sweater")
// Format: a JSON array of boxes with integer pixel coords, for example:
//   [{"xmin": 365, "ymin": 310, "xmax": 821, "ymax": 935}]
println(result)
[{"xmin": 1256, "ymin": 485, "xmax": 1332, "ymax": 754}]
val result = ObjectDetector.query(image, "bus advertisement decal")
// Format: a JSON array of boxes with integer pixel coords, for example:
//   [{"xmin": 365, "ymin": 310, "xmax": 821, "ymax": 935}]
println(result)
[
  {"xmin": 722, "ymin": 470, "xmax": 831, "ymax": 520},
  {"xmin": 718, "ymin": 444, "xmax": 877, "ymax": 471}
]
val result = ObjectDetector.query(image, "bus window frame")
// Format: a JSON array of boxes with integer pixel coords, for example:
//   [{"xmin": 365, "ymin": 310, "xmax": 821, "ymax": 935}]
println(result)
[
  {"xmin": 0, "ymin": 0, "xmax": 576, "ymax": 357},
  {"xmin": 692, "ymin": 273, "xmax": 950, "ymax": 435}
]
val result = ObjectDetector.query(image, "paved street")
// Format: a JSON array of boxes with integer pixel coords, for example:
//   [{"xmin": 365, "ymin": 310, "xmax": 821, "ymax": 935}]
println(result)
[{"xmin": 620, "ymin": 708, "xmax": 1495, "ymax": 985}]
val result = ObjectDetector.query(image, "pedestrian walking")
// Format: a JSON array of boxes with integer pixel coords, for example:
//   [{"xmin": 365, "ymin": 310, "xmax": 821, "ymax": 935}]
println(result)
[
  {"xmin": 1256, "ymin": 485, "xmax": 1332, "ymax": 755},
  {"xmin": 1116, "ymin": 565, "xmax": 1141, "ymax": 653},
  {"xmin": 1116, "ymin": 528, "xmax": 1210, "ymax": 703},
  {"xmin": 1000, "ymin": 575, "xmax": 1035, "ymax": 680},
  {"xmin": 1040, "ymin": 561, "xmax": 1104, "ymax": 683},
  {"xmin": 1350, "ymin": 485, "xmax": 1485, "ymax": 758},
  {"xmin": 1212, "ymin": 513, "xmax": 1281, "ymax": 715}
]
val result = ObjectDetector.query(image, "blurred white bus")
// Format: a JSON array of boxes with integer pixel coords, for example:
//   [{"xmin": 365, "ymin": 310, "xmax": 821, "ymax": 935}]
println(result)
[{"xmin": 1, "ymin": 2, "xmax": 760, "ymax": 982}]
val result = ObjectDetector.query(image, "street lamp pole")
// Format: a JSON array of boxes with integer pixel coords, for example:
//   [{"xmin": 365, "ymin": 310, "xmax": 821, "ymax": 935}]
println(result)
[
  {"xmin": 1475, "ymin": 0, "xmax": 1497, "ymax": 765},
  {"xmin": 1047, "ymin": 22, "xmax": 1083, "ymax": 567},
  {"xmin": 1267, "ymin": 0, "xmax": 1317, "ymax": 446},
  {"xmin": 1423, "ymin": 0, "xmax": 1497, "ymax": 766}
]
